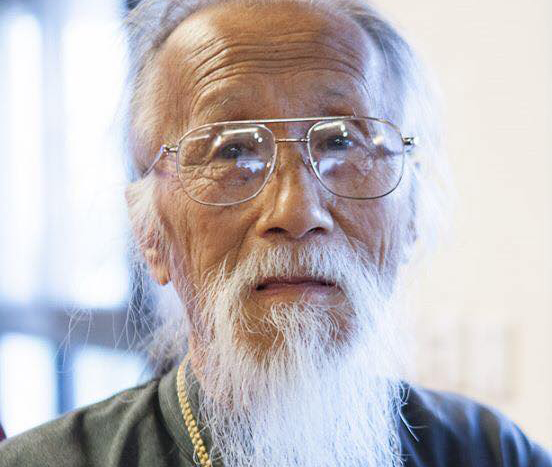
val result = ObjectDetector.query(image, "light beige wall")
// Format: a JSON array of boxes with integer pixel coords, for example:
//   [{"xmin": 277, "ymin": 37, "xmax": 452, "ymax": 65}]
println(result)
[{"xmin": 378, "ymin": 0, "xmax": 552, "ymax": 448}]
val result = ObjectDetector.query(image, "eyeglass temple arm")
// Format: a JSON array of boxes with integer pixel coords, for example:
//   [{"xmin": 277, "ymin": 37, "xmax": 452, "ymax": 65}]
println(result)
[{"xmin": 143, "ymin": 144, "xmax": 179, "ymax": 177}]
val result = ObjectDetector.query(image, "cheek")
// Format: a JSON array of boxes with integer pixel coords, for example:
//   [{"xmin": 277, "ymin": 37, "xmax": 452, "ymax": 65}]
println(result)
[
  {"xmin": 335, "ymin": 195, "xmax": 411, "ymax": 270},
  {"xmin": 155, "ymin": 182, "xmax": 193, "ymax": 278},
  {"xmin": 158, "ymin": 183, "xmax": 254, "ymax": 286}
]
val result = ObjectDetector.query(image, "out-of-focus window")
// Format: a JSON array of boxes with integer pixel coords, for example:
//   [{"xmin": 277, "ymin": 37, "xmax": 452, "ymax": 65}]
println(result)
[
  {"xmin": 0, "ymin": 10, "xmax": 43, "ymax": 303},
  {"xmin": 0, "ymin": 0, "xmax": 148, "ymax": 438},
  {"xmin": 60, "ymin": 0, "xmax": 129, "ymax": 307},
  {"xmin": 0, "ymin": 334, "xmax": 56, "ymax": 436},
  {"xmin": 73, "ymin": 345, "xmax": 145, "ymax": 408}
]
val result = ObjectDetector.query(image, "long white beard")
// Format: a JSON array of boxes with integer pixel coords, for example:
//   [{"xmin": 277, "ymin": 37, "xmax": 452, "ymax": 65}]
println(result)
[{"xmin": 191, "ymin": 242, "xmax": 405, "ymax": 467}]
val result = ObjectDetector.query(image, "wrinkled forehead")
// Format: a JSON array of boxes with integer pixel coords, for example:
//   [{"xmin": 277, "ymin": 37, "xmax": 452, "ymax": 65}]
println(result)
[{"xmin": 150, "ymin": 2, "xmax": 388, "ymax": 132}]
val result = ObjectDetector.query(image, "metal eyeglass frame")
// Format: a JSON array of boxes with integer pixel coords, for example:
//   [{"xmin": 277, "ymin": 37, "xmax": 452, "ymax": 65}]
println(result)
[{"xmin": 142, "ymin": 115, "xmax": 418, "ymax": 206}]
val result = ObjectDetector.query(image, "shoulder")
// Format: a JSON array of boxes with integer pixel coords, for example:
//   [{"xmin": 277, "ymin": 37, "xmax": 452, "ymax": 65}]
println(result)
[
  {"xmin": 0, "ymin": 378, "xmax": 179, "ymax": 467},
  {"xmin": 399, "ymin": 384, "xmax": 552, "ymax": 467}
]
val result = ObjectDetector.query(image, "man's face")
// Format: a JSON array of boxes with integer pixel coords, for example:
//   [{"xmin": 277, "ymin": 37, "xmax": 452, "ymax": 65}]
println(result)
[{"xmin": 143, "ymin": 2, "xmax": 414, "ymax": 351}]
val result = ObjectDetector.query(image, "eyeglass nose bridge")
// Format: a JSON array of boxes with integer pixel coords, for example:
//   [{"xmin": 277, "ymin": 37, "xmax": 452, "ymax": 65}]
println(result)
[
  {"xmin": 273, "ymin": 137, "xmax": 311, "ymax": 167},
  {"xmin": 274, "ymin": 138, "xmax": 309, "ymax": 143}
]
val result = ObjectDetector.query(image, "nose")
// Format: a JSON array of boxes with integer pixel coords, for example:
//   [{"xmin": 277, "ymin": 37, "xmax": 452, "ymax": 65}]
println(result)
[{"xmin": 255, "ymin": 146, "xmax": 334, "ymax": 240}]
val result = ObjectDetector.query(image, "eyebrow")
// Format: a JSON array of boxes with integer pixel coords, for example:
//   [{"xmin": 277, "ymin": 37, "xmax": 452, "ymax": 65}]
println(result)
[
  {"xmin": 194, "ymin": 85, "xmax": 362, "ymax": 124},
  {"xmin": 199, "ymin": 96, "xmax": 238, "ymax": 123}
]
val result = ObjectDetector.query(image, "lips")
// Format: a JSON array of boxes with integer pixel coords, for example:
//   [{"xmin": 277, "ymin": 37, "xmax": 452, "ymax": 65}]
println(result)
[{"xmin": 255, "ymin": 276, "xmax": 335, "ymax": 291}]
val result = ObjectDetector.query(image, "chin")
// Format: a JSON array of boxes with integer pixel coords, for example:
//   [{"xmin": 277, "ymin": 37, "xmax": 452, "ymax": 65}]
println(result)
[{"xmin": 233, "ymin": 298, "xmax": 358, "ymax": 363}]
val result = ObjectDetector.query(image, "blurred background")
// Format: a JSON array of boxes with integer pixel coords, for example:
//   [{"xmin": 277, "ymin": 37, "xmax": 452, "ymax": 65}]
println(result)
[{"xmin": 0, "ymin": 0, "xmax": 550, "ymax": 449}]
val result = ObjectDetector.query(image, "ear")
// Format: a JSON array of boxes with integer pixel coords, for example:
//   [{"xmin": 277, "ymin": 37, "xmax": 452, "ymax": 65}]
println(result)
[
  {"xmin": 143, "ymin": 246, "xmax": 171, "ymax": 286},
  {"xmin": 125, "ymin": 182, "xmax": 171, "ymax": 286}
]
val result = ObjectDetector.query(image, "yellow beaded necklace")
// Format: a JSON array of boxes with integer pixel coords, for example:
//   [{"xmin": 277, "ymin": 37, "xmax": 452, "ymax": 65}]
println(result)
[{"xmin": 176, "ymin": 357, "xmax": 213, "ymax": 467}]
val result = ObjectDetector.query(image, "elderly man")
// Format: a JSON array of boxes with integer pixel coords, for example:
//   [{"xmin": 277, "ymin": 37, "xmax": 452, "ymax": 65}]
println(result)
[{"xmin": 1, "ymin": 0, "xmax": 551, "ymax": 466}]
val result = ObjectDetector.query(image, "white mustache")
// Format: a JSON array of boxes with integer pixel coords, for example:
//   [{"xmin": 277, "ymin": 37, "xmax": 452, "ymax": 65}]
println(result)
[{"xmin": 205, "ymin": 242, "xmax": 370, "ymax": 296}]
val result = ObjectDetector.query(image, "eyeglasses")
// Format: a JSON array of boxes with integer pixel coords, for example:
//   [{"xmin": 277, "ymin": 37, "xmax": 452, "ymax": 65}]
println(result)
[{"xmin": 143, "ymin": 116, "xmax": 417, "ymax": 206}]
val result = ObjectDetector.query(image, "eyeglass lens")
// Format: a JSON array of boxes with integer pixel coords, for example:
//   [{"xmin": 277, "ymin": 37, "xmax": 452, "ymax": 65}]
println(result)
[
  {"xmin": 308, "ymin": 119, "xmax": 404, "ymax": 199},
  {"xmin": 176, "ymin": 119, "xmax": 405, "ymax": 205},
  {"xmin": 177, "ymin": 124, "xmax": 274, "ymax": 205}
]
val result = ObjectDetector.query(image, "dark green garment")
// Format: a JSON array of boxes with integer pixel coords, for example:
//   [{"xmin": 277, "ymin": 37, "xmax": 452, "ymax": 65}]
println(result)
[
  {"xmin": 0, "ymin": 364, "xmax": 200, "ymax": 467},
  {"xmin": 0, "ymin": 364, "xmax": 550, "ymax": 467}
]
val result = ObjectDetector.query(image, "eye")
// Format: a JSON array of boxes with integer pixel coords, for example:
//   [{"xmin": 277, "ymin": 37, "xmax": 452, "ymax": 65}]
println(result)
[
  {"xmin": 324, "ymin": 134, "xmax": 355, "ymax": 151},
  {"xmin": 217, "ymin": 143, "xmax": 248, "ymax": 160}
]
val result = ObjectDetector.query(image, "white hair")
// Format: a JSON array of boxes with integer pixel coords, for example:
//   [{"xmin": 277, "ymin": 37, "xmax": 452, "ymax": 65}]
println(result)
[{"xmin": 123, "ymin": 0, "xmax": 452, "ymax": 372}]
